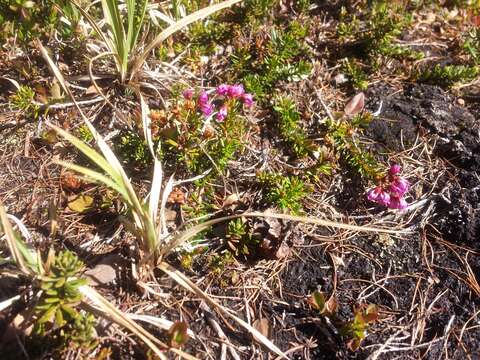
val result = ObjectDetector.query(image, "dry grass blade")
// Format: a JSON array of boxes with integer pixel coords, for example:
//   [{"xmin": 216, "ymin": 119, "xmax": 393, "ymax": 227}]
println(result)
[
  {"xmin": 163, "ymin": 211, "xmax": 407, "ymax": 256},
  {"xmin": 130, "ymin": 0, "xmax": 242, "ymax": 79},
  {"xmin": 128, "ymin": 314, "xmax": 196, "ymax": 338},
  {"xmin": 36, "ymin": 40, "xmax": 70, "ymax": 96},
  {"xmin": 0, "ymin": 295, "xmax": 21, "ymax": 312},
  {"xmin": 158, "ymin": 262, "xmax": 290, "ymax": 359},
  {"xmin": 80, "ymin": 285, "xmax": 198, "ymax": 360}
]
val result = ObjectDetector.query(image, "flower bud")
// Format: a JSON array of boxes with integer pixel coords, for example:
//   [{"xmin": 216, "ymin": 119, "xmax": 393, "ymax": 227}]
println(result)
[
  {"xmin": 183, "ymin": 88, "xmax": 194, "ymax": 100},
  {"xmin": 198, "ymin": 90, "xmax": 209, "ymax": 105},
  {"xmin": 389, "ymin": 164, "xmax": 401, "ymax": 176}
]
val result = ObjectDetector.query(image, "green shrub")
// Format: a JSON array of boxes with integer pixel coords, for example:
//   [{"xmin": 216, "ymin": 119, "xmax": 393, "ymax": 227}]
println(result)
[
  {"xmin": 260, "ymin": 172, "xmax": 310, "ymax": 214},
  {"xmin": 34, "ymin": 250, "xmax": 97, "ymax": 350},
  {"xmin": 418, "ymin": 64, "xmax": 479, "ymax": 87}
]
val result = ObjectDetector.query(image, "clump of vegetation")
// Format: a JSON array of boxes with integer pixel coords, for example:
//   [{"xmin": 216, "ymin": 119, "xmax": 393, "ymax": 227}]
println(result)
[
  {"xmin": 342, "ymin": 59, "xmax": 369, "ymax": 91},
  {"xmin": 117, "ymin": 130, "xmax": 152, "ymax": 168},
  {"xmin": 340, "ymin": 2, "xmax": 419, "ymax": 61},
  {"xmin": 9, "ymin": 85, "xmax": 39, "ymax": 117},
  {"xmin": 0, "ymin": 0, "xmax": 56, "ymax": 42},
  {"xmin": 226, "ymin": 218, "xmax": 259, "ymax": 256},
  {"xmin": 273, "ymin": 96, "xmax": 313, "ymax": 157},
  {"xmin": 259, "ymin": 172, "xmax": 310, "ymax": 214},
  {"xmin": 325, "ymin": 116, "xmax": 380, "ymax": 180},
  {"xmin": 340, "ymin": 304, "xmax": 379, "ymax": 351},
  {"xmin": 34, "ymin": 250, "xmax": 96, "ymax": 350},
  {"xmin": 323, "ymin": 93, "xmax": 382, "ymax": 180},
  {"xmin": 0, "ymin": 0, "xmax": 80, "ymax": 42},
  {"xmin": 233, "ymin": 20, "xmax": 311, "ymax": 100},
  {"xmin": 159, "ymin": 85, "xmax": 251, "ymax": 177},
  {"xmin": 337, "ymin": 1, "xmax": 422, "ymax": 89},
  {"xmin": 463, "ymin": 27, "xmax": 480, "ymax": 64},
  {"xmin": 309, "ymin": 291, "xmax": 379, "ymax": 351},
  {"xmin": 417, "ymin": 64, "xmax": 479, "ymax": 87}
]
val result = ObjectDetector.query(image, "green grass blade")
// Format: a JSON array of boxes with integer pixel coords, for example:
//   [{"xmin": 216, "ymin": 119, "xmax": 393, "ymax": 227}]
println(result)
[
  {"xmin": 53, "ymin": 160, "xmax": 130, "ymax": 202},
  {"xmin": 49, "ymin": 123, "xmax": 123, "ymax": 185},
  {"xmin": 126, "ymin": 0, "xmax": 147, "ymax": 54},
  {"xmin": 126, "ymin": 0, "xmax": 136, "ymax": 52},
  {"xmin": 100, "ymin": 0, "xmax": 128, "ymax": 79},
  {"xmin": 0, "ymin": 204, "xmax": 33, "ymax": 275}
]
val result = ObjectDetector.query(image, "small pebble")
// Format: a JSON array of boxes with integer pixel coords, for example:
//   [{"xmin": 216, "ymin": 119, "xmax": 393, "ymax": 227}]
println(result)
[
  {"xmin": 334, "ymin": 73, "xmax": 348, "ymax": 86},
  {"xmin": 457, "ymin": 98, "xmax": 465, "ymax": 106}
]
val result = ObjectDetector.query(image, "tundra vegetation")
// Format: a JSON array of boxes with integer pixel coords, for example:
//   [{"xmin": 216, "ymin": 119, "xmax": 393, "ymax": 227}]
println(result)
[{"xmin": 1, "ymin": 0, "xmax": 480, "ymax": 359}]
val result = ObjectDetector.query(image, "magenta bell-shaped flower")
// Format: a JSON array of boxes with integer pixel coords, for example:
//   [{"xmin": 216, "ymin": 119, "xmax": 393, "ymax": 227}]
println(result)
[
  {"xmin": 216, "ymin": 84, "xmax": 230, "ymax": 96},
  {"xmin": 377, "ymin": 191, "xmax": 391, "ymax": 206},
  {"xmin": 367, "ymin": 187, "xmax": 382, "ymax": 201},
  {"xmin": 200, "ymin": 103, "xmax": 214, "ymax": 117},
  {"xmin": 216, "ymin": 105, "xmax": 228, "ymax": 121},
  {"xmin": 390, "ymin": 177, "xmax": 409, "ymax": 196},
  {"xmin": 198, "ymin": 90, "xmax": 209, "ymax": 105},
  {"xmin": 388, "ymin": 195, "xmax": 408, "ymax": 210},
  {"xmin": 241, "ymin": 93, "xmax": 254, "ymax": 107},
  {"xmin": 227, "ymin": 84, "xmax": 244, "ymax": 98}
]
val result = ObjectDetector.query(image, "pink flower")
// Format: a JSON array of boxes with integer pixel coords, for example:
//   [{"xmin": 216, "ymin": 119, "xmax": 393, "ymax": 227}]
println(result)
[
  {"xmin": 367, "ymin": 187, "xmax": 382, "ymax": 201},
  {"xmin": 389, "ymin": 164, "xmax": 401, "ymax": 176},
  {"xmin": 183, "ymin": 88, "xmax": 194, "ymax": 100},
  {"xmin": 388, "ymin": 196, "xmax": 408, "ymax": 210},
  {"xmin": 390, "ymin": 178, "xmax": 409, "ymax": 196},
  {"xmin": 216, "ymin": 84, "xmax": 230, "ymax": 96},
  {"xmin": 377, "ymin": 191, "xmax": 391, "ymax": 206},
  {"xmin": 227, "ymin": 84, "xmax": 244, "ymax": 98},
  {"xmin": 198, "ymin": 90, "xmax": 209, "ymax": 105},
  {"xmin": 200, "ymin": 103, "xmax": 214, "ymax": 117},
  {"xmin": 215, "ymin": 105, "xmax": 228, "ymax": 121},
  {"xmin": 241, "ymin": 93, "xmax": 254, "ymax": 107},
  {"xmin": 367, "ymin": 187, "xmax": 390, "ymax": 206}
]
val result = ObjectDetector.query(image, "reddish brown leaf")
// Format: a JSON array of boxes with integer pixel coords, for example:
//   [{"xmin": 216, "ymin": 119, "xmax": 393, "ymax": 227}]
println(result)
[{"xmin": 168, "ymin": 321, "xmax": 189, "ymax": 348}]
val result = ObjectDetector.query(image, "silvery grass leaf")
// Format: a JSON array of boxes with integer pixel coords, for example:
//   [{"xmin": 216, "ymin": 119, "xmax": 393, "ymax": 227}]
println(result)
[
  {"xmin": 0, "ymin": 295, "xmax": 21, "ymax": 312},
  {"xmin": 0, "ymin": 204, "xmax": 36, "ymax": 275},
  {"xmin": 48, "ymin": 123, "xmax": 159, "ymax": 254}
]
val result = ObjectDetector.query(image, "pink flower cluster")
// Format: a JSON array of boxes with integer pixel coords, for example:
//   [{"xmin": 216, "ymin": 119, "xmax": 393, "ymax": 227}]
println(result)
[
  {"xmin": 367, "ymin": 164, "xmax": 410, "ymax": 210},
  {"xmin": 182, "ymin": 84, "xmax": 253, "ymax": 122}
]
